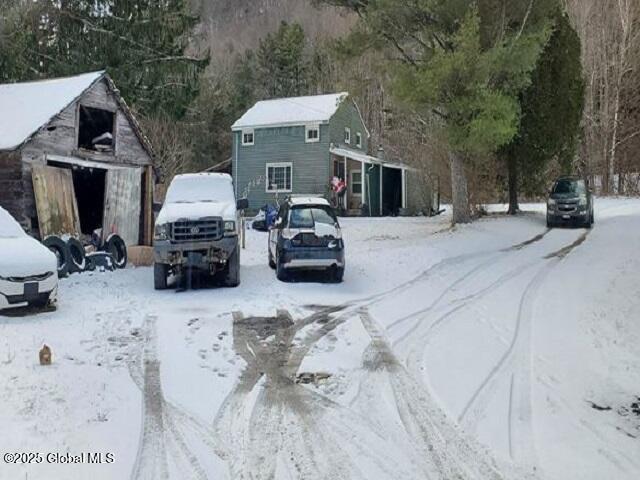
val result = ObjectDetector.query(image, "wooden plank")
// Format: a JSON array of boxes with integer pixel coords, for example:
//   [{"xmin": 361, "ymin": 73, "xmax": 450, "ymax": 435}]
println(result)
[
  {"xmin": 142, "ymin": 165, "xmax": 154, "ymax": 246},
  {"xmin": 31, "ymin": 165, "xmax": 81, "ymax": 238},
  {"xmin": 102, "ymin": 167, "xmax": 141, "ymax": 246}
]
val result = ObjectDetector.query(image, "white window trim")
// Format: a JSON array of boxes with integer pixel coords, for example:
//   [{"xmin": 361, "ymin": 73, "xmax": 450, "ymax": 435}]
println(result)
[
  {"xmin": 242, "ymin": 129, "xmax": 255, "ymax": 146},
  {"xmin": 305, "ymin": 124, "xmax": 320, "ymax": 143},
  {"xmin": 350, "ymin": 170, "xmax": 363, "ymax": 196},
  {"xmin": 356, "ymin": 132, "xmax": 362, "ymax": 148},
  {"xmin": 266, "ymin": 162, "xmax": 293, "ymax": 193},
  {"xmin": 344, "ymin": 127, "xmax": 351, "ymax": 145}
]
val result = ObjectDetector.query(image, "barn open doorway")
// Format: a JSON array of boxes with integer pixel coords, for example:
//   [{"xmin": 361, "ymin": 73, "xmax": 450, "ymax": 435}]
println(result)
[
  {"xmin": 47, "ymin": 160, "xmax": 106, "ymax": 235},
  {"xmin": 382, "ymin": 167, "xmax": 402, "ymax": 216}
]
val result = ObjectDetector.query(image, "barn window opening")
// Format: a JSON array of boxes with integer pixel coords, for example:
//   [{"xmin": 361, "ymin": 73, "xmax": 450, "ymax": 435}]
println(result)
[{"xmin": 78, "ymin": 106, "xmax": 115, "ymax": 153}]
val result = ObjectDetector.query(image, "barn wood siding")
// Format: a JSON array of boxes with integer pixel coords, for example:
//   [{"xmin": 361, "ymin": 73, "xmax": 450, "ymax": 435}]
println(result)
[
  {"xmin": 31, "ymin": 165, "xmax": 81, "ymax": 238},
  {"xmin": 0, "ymin": 151, "xmax": 27, "ymax": 228},
  {"xmin": 20, "ymin": 79, "xmax": 152, "ymax": 169},
  {"xmin": 13, "ymin": 77, "xmax": 153, "ymax": 243}
]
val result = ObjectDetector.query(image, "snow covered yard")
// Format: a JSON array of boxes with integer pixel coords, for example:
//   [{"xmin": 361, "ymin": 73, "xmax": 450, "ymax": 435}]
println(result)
[{"xmin": 1, "ymin": 198, "xmax": 639, "ymax": 480}]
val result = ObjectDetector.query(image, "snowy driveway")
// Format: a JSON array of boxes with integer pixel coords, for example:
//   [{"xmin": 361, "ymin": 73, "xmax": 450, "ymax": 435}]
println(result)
[{"xmin": 1, "ymin": 199, "xmax": 639, "ymax": 480}]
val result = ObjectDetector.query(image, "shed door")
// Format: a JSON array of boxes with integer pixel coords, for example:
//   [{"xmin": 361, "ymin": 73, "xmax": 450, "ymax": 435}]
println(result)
[
  {"xmin": 102, "ymin": 168, "xmax": 141, "ymax": 246},
  {"xmin": 31, "ymin": 165, "xmax": 81, "ymax": 238}
]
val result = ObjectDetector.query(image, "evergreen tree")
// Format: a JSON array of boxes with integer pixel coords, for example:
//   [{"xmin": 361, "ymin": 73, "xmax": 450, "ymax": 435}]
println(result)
[
  {"xmin": 257, "ymin": 22, "xmax": 309, "ymax": 98},
  {"xmin": 1, "ymin": 0, "xmax": 208, "ymax": 119},
  {"xmin": 502, "ymin": 12, "xmax": 584, "ymax": 213},
  {"xmin": 317, "ymin": 0, "xmax": 556, "ymax": 224}
]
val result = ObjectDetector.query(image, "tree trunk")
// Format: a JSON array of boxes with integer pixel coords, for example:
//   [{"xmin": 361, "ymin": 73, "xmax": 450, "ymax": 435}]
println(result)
[
  {"xmin": 507, "ymin": 156, "xmax": 519, "ymax": 215},
  {"xmin": 449, "ymin": 151, "xmax": 471, "ymax": 225}
]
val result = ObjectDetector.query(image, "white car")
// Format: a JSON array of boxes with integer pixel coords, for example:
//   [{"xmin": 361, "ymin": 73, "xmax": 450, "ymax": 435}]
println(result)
[{"xmin": 0, "ymin": 207, "xmax": 58, "ymax": 311}]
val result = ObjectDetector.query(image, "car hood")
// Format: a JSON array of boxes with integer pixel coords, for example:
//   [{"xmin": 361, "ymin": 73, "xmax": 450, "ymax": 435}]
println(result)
[
  {"xmin": 156, "ymin": 202, "xmax": 236, "ymax": 224},
  {"xmin": 0, "ymin": 236, "xmax": 58, "ymax": 278}
]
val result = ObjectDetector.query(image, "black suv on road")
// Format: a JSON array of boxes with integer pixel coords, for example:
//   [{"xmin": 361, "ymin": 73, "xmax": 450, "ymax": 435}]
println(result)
[{"xmin": 547, "ymin": 176, "xmax": 594, "ymax": 228}]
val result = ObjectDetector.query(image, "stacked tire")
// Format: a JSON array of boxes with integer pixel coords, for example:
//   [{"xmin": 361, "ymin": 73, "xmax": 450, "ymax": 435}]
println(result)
[{"xmin": 42, "ymin": 234, "xmax": 127, "ymax": 278}]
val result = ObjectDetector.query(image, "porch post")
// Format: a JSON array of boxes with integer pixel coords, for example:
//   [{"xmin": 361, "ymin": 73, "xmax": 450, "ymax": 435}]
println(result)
[{"xmin": 361, "ymin": 161, "xmax": 367, "ymax": 214}]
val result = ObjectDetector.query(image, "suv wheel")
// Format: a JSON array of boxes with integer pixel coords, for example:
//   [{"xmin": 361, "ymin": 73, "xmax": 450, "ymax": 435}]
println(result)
[
  {"xmin": 276, "ymin": 252, "xmax": 288, "ymax": 282},
  {"xmin": 268, "ymin": 249, "xmax": 276, "ymax": 270},
  {"xmin": 331, "ymin": 266, "xmax": 344, "ymax": 283},
  {"xmin": 154, "ymin": 263, "xmax": 169, "ymax": 290}
]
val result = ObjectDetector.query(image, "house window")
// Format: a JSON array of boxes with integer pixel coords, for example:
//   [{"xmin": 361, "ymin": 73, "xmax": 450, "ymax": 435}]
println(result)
[
  {"xmin": 351, "ymin": 171, "xmax": 362, "ymax": 195},
  {"xmin": 78, "ymin": 105, "xmax": 115, "ymax": 153},
  {"xmin": 242, "ymin": 130, "xmax": 255, "ymax": 146},
  {"xmin": 306, "ymin": 125, "xmax": 320, "ymax": 143},
  {"xmin": 266, "ymin": 163, "xmax": 292, "ymax": 192},
  {"xmin": 356, "ymin": 132, "xmax": 362, "ymax": 148},
  {"xmin": 344, "ymin": 127, "xmax": 351, "ymax": 144}
]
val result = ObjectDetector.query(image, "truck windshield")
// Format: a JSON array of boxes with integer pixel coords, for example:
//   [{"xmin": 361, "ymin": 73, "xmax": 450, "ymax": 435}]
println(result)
[
  {"xmin": 289, "ymin": 206, "xmax": 337, "ymax": 229},
  {"xmin": 165, "ymin": 175, "xmax": 235, "ymax": 204},
  {"xmin": 553, "ymin": 179, "xmax": 586, "ymax": 195}
]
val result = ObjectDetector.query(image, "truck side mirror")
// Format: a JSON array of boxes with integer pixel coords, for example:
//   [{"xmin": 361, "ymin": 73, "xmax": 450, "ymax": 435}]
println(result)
[{"xmin": 236, "ymin": 198, "xmax": 249, "ymax": 210}]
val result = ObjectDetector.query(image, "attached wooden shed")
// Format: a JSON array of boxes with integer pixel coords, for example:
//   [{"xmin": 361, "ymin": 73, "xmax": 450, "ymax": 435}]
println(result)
[{"xmin": 0, "ymin": 71, "xmax": 155, "ymax": 246}]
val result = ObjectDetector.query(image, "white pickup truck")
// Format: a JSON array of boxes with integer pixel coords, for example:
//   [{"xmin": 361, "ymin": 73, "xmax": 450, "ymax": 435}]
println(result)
[{"xmin": 153, "ymin": 173, "xmax": 248, "ymax": 289}]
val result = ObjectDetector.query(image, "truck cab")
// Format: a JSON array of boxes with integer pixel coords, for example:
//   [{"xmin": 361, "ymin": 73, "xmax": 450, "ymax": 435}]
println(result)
[{"xmin": 153, "ymin": 173, "xmax": 248, "ymax": 289}]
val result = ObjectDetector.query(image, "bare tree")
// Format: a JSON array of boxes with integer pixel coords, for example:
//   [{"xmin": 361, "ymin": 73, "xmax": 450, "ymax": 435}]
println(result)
[{"xmin": 565, "ymin": 0, "xmax": 640, "ymax": 193}]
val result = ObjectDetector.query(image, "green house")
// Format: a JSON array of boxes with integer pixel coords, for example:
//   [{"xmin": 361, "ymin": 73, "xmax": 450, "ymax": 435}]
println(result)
[{"xmin": 231, "ymin": 93, "xmax": 430, "ymax": 216}]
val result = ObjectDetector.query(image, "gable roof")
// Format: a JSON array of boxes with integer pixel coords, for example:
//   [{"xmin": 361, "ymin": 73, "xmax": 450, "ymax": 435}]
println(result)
[
  {"xmin": 232, "ymin": 92, "xmax": 349, "ymax": 130},
  {"xmin": 0, "ymin": 71, "xmax": 155, "ymax": 159},
  {"xmin": 0, "ymin": 71, "xmax": 105, "ymax": 151}
]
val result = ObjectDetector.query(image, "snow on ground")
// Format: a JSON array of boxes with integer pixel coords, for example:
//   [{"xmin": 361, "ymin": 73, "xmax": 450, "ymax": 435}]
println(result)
[{"xmin": 1, "ymin": 199, "xmax": 639, "ymax": 479}]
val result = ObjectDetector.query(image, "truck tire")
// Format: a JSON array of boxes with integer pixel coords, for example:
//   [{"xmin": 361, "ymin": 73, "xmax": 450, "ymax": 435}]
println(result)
[
  {"xmin": 104, "ymin": 234, "xmax": 127, "ymax": 269},
  {"xmin": 268, "ymin": 249, "xmax": 276, "ymax": 269},
  {"xmin": 224, "ymin": 247, "xmax": 240, "ymax": 287},
  {"xmin": 43, "ymin": 236, "xmax": 70, "ymax": 278},
  {"xmin": 332, "ymin": 266, "xmax": 345, "ymax": 283},
  {"xmin": 154, "ymin": 263, "xmax": 169, "ymax": 290},
  {"xmin": 66, "ymin": 237, "xmax": 86, "ymax": 273}
]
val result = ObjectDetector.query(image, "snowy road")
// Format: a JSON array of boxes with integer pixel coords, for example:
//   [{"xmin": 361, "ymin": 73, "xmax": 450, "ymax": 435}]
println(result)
[{"xmin": 1, "ymin": 199, "xmax": 639, "ymax": 480}]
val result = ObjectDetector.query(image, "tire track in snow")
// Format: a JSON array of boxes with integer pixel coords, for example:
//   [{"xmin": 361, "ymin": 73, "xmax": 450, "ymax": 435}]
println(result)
[
  {"xmin": 128, "ymin": 315, "xmax": 221, "ymax": 480},
  {"xmin": 459, "ymin": 230, "xmax": 592, "ymax": 467},
  {"xmin": 358, "ymin": 309, "xmax": 534, "ymax": 480}
]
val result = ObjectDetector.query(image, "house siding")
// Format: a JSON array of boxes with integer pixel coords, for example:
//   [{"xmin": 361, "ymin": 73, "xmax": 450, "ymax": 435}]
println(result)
[
  {"xmin": 329, "ymin": 100, "xmax": 368, "ymax": 152},
  {"xmin": 233, "ymin": 124, "xmax": 331, "ymax": 209}
]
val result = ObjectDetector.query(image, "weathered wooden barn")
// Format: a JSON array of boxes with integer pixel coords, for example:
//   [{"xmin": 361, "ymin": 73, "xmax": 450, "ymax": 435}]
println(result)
[{"xmin": 0, "ymin": 71, "xmax": 155, "ymax": 246}]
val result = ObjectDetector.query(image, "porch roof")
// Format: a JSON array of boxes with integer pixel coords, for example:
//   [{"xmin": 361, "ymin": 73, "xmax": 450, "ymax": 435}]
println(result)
[{"xmin": 330, "ymin": 146, "xmax": 415, "ymax": 171}]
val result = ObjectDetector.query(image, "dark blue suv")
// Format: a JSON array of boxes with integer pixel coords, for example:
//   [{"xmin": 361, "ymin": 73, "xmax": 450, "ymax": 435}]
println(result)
[{"xmin": 268, "ymin": 197, "xmax": 345, "ymax": 282}]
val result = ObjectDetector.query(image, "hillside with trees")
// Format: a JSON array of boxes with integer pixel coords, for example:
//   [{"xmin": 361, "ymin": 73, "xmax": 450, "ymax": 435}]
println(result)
[{"xmin": 1, "ymin": 0, "xmax": 638, "ymax": 220}]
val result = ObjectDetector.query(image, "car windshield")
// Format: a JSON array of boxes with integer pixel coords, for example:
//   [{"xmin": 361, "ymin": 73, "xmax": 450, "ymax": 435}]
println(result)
[
  {"xmin": 553, "ymin": 179, "xmax": 586, "ymax": 195},
  {"xmin": 289, "ymin": 206, "xmax": 337, "ymax": 229}
]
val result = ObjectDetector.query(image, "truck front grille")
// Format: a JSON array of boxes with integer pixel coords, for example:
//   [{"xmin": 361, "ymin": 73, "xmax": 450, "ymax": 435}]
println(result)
[
  {"xmin": 558, "ymin": 202, "xmax": 578, "ymax": 213},
  {"xmin": 171, "ymin": 218, "xmax": 222, "ymax": 243}
]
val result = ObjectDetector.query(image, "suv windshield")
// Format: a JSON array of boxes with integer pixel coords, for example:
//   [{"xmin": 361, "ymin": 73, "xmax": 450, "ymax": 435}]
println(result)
[
  {"xmin": 553, "ymin": 179, "xmax": 586, "ymax": 195},
  {"xmin": 289, "ymin": 206, "xmax": 337, "ymax": 229}
]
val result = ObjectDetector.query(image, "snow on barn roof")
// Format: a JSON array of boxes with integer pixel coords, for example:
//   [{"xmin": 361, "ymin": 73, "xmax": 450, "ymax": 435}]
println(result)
[
  {"xmin": 232, "ymin": 93, "xmax": 349, "ymax": 130},
  {"xmin": 0, "ymin": 71, "xmax": 105, "ymax": 151}
]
